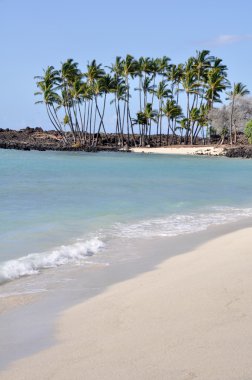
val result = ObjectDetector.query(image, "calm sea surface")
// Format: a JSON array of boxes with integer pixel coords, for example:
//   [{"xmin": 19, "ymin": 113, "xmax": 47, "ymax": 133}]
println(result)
[{"xmin": 1, "ymin": 149, "xmax": 252, "ymax": 288}]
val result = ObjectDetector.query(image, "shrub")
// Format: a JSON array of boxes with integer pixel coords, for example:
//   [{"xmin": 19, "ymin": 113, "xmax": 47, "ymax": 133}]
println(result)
[{"xmin": 245, "ymin": 120, "xmax": 252, "ymax": 144}]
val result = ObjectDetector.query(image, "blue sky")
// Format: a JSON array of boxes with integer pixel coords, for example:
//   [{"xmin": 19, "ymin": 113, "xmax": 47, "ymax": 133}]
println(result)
[{"xmin": 0, "ymin": 0, "xmax": 252, "ymax": 130}]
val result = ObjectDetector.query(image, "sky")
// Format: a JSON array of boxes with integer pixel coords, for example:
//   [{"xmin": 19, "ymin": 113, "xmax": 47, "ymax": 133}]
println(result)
[{"xmin": 0, "ymin": 0, "xmax": 252, "ymax": 130}]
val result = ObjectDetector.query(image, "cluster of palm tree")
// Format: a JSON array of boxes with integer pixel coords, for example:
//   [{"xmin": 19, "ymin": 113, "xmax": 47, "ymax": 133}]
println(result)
[{"xmin": 35, "ymin": 50, "xmax": 231, "ymax": 148}]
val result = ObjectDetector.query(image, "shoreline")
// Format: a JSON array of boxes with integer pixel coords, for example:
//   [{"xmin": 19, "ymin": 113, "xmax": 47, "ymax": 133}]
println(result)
[
  {"xmin": 3, "ymin": 144, "xmax": 252, "ymax": 158},
  {"xmin": 1, "ymin": 217, "xmax": 252, "ymax": 378},
  {"xmin": 1, "ymin": 128, "xmax": 252, "ymax": 157}
]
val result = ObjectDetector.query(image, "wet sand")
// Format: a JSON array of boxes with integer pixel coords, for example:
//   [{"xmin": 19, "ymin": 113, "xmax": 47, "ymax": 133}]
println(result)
[{"xmin": 1, "ymin": 221, "xmax": 252, "ymax": 379}]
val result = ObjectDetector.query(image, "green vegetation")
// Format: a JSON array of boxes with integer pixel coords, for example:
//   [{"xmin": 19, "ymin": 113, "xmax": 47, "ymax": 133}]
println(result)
[
  {"xmin": 245, "ymin": 120, "xmax": 252, "ymax": 144},
  {"xmin": 35, "ymin": 51, "xmax": 243, "ymax": 148}
]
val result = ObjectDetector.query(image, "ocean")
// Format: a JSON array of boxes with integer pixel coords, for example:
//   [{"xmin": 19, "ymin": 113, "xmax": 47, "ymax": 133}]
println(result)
[{"xmin": 1, "ymin": 149, "xmax": 252, "ymax": 294}]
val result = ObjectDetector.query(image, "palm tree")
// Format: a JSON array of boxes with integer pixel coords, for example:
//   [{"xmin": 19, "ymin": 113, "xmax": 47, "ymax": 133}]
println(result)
[
  {"xmin": 59, "ymin": 59, "xmax": 82, "ymax": 143},
  {"xmin": 132, "ymin": 111, "xmax": 148, "ymax": 146},
  {"xmin": 166, "ymin": 64, "xmax": 184, "ymax": 132},
  {"xmin": 94, "ymin": 74, "xmax": 114, "ymax": 145},
  {"xmin": 80, "ymin": 82, "xmax": 93, "ymax": 143},
  {"xmin": 110, "ymin": 77, "xmax": 127, "ymax": 146},
  {"xmin": 108, "ymin": 57, "xmax": 125, "ymax": 144},
  {"xmin": 136, "ymin": 57, "xmax": 153, "ymax": 110},
  {"xmin": 206, "ymin": 68, "xmax": 230, "ymax": 109},
  {"xmin": 85, "ymin": 59, "xmax": 105, "ymax": 85},
  {"xmin": 227, "ymin": 82, "xmax": 250, "ymax": 144},
  {"xmin": 173, "ymin": 64, "xmax": 184, "ymax": 103},
  {"xmin": 144, "ymin": 103, "xmax": 158, "ymax": 145},
  {"xmin": 192, "ymin": 50, "xmax": 213, "ymax": 108},
  {"xmin": 191, "ymin": 104, "xmax": 209, "ymax": 144},
  {"xmin": 133, "ymin": 103, "xmax": 158, "ymax": 146},
  {"xmin": 181, "ymin": 59, "xmax": 199, "ymax": 144},
  {"xmin": 212, "ymin": 57, "xmax": 228, "ymax": 77},
  {"xmin": 84, "ymin": 60, "xmax": 105, "ymax": 145},
  {"xmin": 166, "ymin": 64, "xmax": 178, "ymax": 97},
  {"xmin": 142, "ymin": 76, "xmax": 155, "ymax": 109},
  {"xmin": 121, "ymin": 54, "xmax": 137, "ymax": 145},
  {"xmin": 152, "ymin": 80, "xmax": 171, "ymax": 145},
  {"xmin": 189, "ymin": 107, "xmax": 201, "ymax": 144},
  {"xmin": 162, "ymin": 99, "xmax": 183, "ymax": 144},
  {"xmin": 156, "ymin": 56, "xmax": 170, "ymax": 76},
  {"xmin": 108, "ymin": 56, "xmax": 123, "ymax": 80},
  {"xmin": 35, "ymin": 66, "xmax": 67, "ymax": 143},
  {"xmin": 150, "ymin": 58, "xmax": 160, "ymax": 106},
  {"xmin": 178, "ymin": 118, "xmax": 190, "ymax": 144},
  {"xmin": 69, "ymin": 77, "xmax": 87, "ymax": 143}
]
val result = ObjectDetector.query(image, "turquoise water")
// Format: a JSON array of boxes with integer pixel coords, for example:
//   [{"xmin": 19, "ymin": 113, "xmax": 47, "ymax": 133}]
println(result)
[{"xmin": 1, "ymin": 149, "xmax": 252, "ymax": 283}]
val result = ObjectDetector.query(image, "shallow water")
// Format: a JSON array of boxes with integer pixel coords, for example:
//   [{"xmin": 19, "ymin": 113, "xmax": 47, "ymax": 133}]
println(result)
[
  {"xmin": 1, "ymin": 149, "xmax": 252, "ymax": 287},
  {"xmin": 1, "ymin": 149, "xmax": 252, "ymax": 369}
]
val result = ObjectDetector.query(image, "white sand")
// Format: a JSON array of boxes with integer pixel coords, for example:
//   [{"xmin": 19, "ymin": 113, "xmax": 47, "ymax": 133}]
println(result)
[
  {"xmin": 130, "ymin": 146, "xmax": 225, "ymax": 156},
  {"xmin": 1, "ymin": 227, "xmax": 252, "ymax": 380}
]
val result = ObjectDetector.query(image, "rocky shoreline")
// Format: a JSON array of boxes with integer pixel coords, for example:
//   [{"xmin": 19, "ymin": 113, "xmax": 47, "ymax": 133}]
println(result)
[
  {"xmin": 0, "ymin": 127, "xmax": 121, "ymax": 152},
  {"xmin": 1, "ymin": 127, "xmax": 252, "ymax": 157},
  {"xmin": 225, "ymin": 146, "xmax": 252, "ymax": 158}
]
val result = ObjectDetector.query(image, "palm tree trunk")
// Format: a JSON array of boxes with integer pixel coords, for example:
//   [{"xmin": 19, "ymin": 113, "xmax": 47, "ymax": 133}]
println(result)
[
  {"xmin": 46, "ymin": 105, "xmax": 67, "ymax": 144},
  {"xmin": 95, "ymin": 94, "xmax": 108, "ymax": 146},
  {"xmin": 139, "ymin": 76, "xmax": 143, "ymax": 111},
  {"xmin": 92, "ymin": 97, "xmax": 98, "ymax": 146},
  {"xmin": 159, "ymin": 108, "xmax": 163, "ymax": 146},
  {"xmin": 185, "ymin": 92, "xmax": 190, "ymax": 145},
  {"xmin": 166, "ymin": 117, "xmax": 171, "ymax": 145},
  {"xmin": 230, "ymin": 95, "xmax": 235, "ymax": 145},
  {"xmin": 86, "ymin": 101, "xmax": 90, "ymax": 146},
  {"xmin": 89, "ymin": 99, "xmax": 94, "ymax": 146},
  {"xmin": 151, "ymin": 74, "xmax": 156, "ymax": 107}
]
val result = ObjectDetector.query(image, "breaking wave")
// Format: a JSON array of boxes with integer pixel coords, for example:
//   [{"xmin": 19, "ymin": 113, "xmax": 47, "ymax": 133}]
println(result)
[
  {"xmin": 1, "ymin": 206, "xmax": 252, "ymax": 285},
  {"xmin": 0, "ymin": 237, "xmax": 104, "ymax": 283}
]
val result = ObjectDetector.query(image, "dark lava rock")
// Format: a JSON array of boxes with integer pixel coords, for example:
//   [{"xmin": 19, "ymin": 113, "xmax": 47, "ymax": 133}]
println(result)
[{"xmin": 225, "ymin": 146, "xmax": 252, "ymax": 158}]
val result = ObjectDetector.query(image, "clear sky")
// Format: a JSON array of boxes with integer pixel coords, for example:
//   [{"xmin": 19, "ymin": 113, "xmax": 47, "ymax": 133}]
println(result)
[{"xmin": 1, "ymin": 0, "xmax": 252, "ymax": 130}]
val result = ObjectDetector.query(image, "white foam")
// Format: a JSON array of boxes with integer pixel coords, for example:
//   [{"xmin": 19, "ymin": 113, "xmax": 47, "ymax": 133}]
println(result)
[
  {"xmin": 1, "ymin": 206, "xmax": 252, "ymax": 284},
  {"xmin": 0, "ymin": 238, "xmax": 104, "ymax": 283},
  {"xmin": 111, "ymin": 207, "xmax": 252, "ymax": 239}
]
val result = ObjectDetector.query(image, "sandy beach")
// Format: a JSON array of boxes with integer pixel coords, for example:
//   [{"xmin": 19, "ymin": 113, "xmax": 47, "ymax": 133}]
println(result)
[
  {"xmin": 130, "ymin": 145, "xmax": 225, "ymax": 156},
  {"xmin": 1, "ymin": 226, "xmax": 252, "ymax": 380}
]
